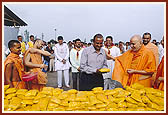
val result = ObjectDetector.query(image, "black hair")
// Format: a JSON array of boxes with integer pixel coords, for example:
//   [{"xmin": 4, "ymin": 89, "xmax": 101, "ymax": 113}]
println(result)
[
  {"xmin": 106, "ymin": 36, "xmax": 113, "ymax": 41},
  {"xmin": 152, "ymin": 39, "xmax": 156, "ymax": 42},
  {"xmin": 17, "ymin": 35, "xmax": 22, "ymax": 39},
  {"xmin": 8, "ymin": 40, "xmax": 20, "ymax": 49},
  {"xmin": 143, "ymin": 32, "xmax": 151, "ymax": 38},
  {"xmin": 75, "ymin": 38, "xmax": 81, "ymax": 43},
  {"xmin": 30, "ymin": 35, "xmax": 34, "ymax": 38},
  {"xmin": 93, "ymin": 34, "xmax": 103, "ymax": 42},
  {"xmin": 58, "ymin": 36, "xmax": 63, "ymax": 41}
]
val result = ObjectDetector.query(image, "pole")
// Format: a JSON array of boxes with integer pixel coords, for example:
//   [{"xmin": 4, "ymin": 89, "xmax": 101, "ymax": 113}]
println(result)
[
  {"xmin": 42, "ymin": 33, "xmax": 44, "ymax": 41},
  {"xmin": 54, "ymin": 29, "xmax": 57, "ymax": 41}
]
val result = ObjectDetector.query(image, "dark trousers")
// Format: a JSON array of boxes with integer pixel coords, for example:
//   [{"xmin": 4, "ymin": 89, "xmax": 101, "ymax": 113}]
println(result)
[
  {"xmin": 72, "ymin": 72, "xmax": 80, "ymax": 90},
  {"xmin": 79, "ymin": 72, "xmax": 104, "ymax": 91}
]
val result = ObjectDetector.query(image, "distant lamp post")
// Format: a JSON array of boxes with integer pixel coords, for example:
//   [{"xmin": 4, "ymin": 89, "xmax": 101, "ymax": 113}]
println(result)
[
  {"xmin": 42, "ymin": 33, "xmax": 44, "ymax": 41},
  {"xmin": 54, "ymin": 29, "xmax": 57, "ymax": 41}
]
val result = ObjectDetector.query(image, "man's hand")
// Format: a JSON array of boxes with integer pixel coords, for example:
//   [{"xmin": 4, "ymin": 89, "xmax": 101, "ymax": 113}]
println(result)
[
  {"xmin": 127, "ymin": 69, "xmax": 136, "ymax": 74},
  {"xmin": 62, "ymin": 59, "xmax": 66, "ymax": 64},
  {"xmin": 77, "ymin": 67, "xmax": 80, "ymax": 71},
  {"xmin": 96, "ymin": 69, "xmax": 101, "ymax": 74},
  {"xmin": 40, "ymin": 64, "xmax": 48, "ymax": 69}
]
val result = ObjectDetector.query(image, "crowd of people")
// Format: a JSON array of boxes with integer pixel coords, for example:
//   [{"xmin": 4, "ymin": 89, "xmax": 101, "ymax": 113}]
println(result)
[{"xmin": 4, "ymin": 32, "xmax": 164, "ymax": 92}]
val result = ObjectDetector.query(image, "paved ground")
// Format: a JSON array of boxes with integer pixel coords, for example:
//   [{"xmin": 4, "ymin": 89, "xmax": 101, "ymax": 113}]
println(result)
[{"xmin": 46, "ymin": 70, "xmax": 78, "ymax": 91}]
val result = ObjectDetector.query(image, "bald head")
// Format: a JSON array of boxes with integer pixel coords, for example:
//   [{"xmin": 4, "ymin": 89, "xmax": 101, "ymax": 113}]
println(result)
[
  {"xmin": 34, "ymin": 39, "xmax": 44, "ymax": 49},
  {"xmin": 130, "ymin": 35, "xmax": 143, "ymax": 43},
  {"xmin": 130, "ymin": 35, "xmax": 143, "ymax": 52}
]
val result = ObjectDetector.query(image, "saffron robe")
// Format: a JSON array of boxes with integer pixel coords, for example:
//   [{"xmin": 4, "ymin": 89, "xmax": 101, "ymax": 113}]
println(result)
[
  {"xmin": 4, "ymin": 53, "xmax": 26, "ymax": 89},
  {"xmin": 112, "ymin": 45, "xmax": 156, "ymax": 87},
  {"xmin": 154, "ymin": 56, "xmax": 164, "ymax": 90},
  {"xmin": 24, "ymin": 50, "xmax": 48, "ymax": 91}
]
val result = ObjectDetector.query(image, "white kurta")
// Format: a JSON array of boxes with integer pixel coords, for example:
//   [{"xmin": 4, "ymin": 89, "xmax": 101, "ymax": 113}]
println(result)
[
  {"xmin": 54, "ymin": 43, "xmax": 71, "ymax": 71},
  {"xmin": 158, "ymin": 44, "xmax": 164, "ymax": 63},
  {"xmin": 102, "ymin": 46, "xmax": 121, "ymax": 79},
  {"xmin": 70, "ymin": 48, "xmax": 84, "ymax": 73}
]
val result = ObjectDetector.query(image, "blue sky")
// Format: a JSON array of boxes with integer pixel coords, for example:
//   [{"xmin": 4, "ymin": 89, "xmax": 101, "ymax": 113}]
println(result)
[{"xmin": 4, "ymin": 2, "xmax": 165, "ymax": 43}]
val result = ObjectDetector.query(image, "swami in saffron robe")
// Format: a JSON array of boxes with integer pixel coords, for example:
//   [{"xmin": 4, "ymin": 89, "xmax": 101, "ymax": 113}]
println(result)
[
  {"xmin": 24, "ymin": 50, "xmax": 48, "ymax": 91},
  {"xmin": 4, "ymin": 53, "xmax": 26, "ymax": 89},
  {"xmin": 112, "ymin": 45, "xmax": 156, "ymax": 87}
]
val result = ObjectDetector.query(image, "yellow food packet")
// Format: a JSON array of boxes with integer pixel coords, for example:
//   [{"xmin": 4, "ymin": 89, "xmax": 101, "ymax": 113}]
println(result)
[
  {"xmin": 147, "ymin": 102, "xmax": 160, "ymax": 111},
  {"xmin": 58, "ymin": 91, "xmax": 69, "ymax": 99},
  {"xmin": 6, "ymin": 93, "xmax": 16, "ymax": 100},
  {"xmin": 113, "ymin": 97, "xmax": 125, "ymax": 103},
  {"xmin": 127, "ymin": 102, "xmax": 138, "ymax": 108},
  {"xmin": 99, "ymin": 68, "xmax": 110, "ymax": 73},
  {"xmin": 76, "ymin": 91, "xmax": 88, "ymax": 102},
  {"xmin": 107, "ymin": 102, "xmax": 118, "ymax": 108},
  {"xmin": 24, "ymin": 105, "xmax": 32, "ymax": 111},
  {"xmin": 25, "ymin": 90, "xmax": 38, "ymax": 97},
  {"xmin": 145, "ymin": 107, "xmax": 157, "ymax": 111},
  {"xmin": 8, "ymin": 97, "xmax": 22, "ymax": 111},
  {"xmin": 92, "ymin": 87, "xmax": 104, "ymax": 94},
  {"xmin": 96, "ymin": 93, "xmax": 108, "ymax": 103},
  {"xmin": 115, "ymin": 90, "xmax": 131, "ymax": 98},
  {"xmin": 104, "ymin": 89, "xmax": 118, "ymax": 96},
  {"xmin": 146, "ymin": 93, "xmax": 164, "ymax": 106},
  {"xmin": 31, "ymin": 104, "xmax": 41, "ymax": 111},
  {"xmin": 4, "ymin": 99, "xmax": 9, "ymax": 109},
  {"xmin": 15, "ymin": 107, "xmax": 25, "ymax": 111},
  {"xmin": 89, "ymin": 95, "xmax": 103, "ymax": 105},
  {"xmin": 17, "ymin": 94, "xmax": 25, "ymax": 99},
  {"xmin": 88, "ymin": 105, "xmax": 97, "ymax": 110},
  {"xmin": 125, "ymin": 96, "xmax": 138, "ymax": 104},
  {"xmin": 21, "ymin": 100, "xmax": 34, "ymax": 105},
  {"xmin": 34, "ymin": 92, "xmax": 46, "ymax": 100},
  {"xmin": 96, "ymin": 103, "xmax": 107, "ymax": 108},
  {"xmin": 118, "ymin": 101, "xmax": 127, "ymax": 108},
  {"xmin": 39, "ymin": 97, "xmax": 49, "ymax": 111},
  {"xmin": 131, "ymin": 83, "xmax": 144, "ymax": 90},
  {"xmin": 59, "ymin": 100, "xmax": 69, "ymax": 106},
  {"xmin": 69, "ymin": 102, "xmax": 81, "ymax": 108},
  {"xmin": 23, "ymin": 96, "xmax": 35, "ymax": 100},
  {"xmin": 50, "ymin": 96, "xmax": 61, "ymax": 104},
  {"xmin": 136, "ymin": 107, "xmax": 146, "ymax": 111},
  {"xmin": 141, "ymin": 95, "xmax": 151, "ymax": 104},
  {"xmin": 86, "ymin": 91, "xmax": 95, "ymax": 96},
  {"xmin": 68, "ymin": 94, "xmax": 76, "ymax": 102},
  {"xmin": 5, "ymin": 88, "xmax": 17, "ymax": 94},
  {"xmin": 16, "ymin": 89, "xmax": 28, "ymax": 95},
  {"xmin": 4, "ymin": 85, "xmax": 10, "ymax": 91},
  {"xmin": 125, "ymin": 86, "xmax": 135, "ymax": 93},
  {"xmin": 118, "ymin": 107, "xmax": 126, "ymax": 111},
  {"xmin": 52, "ymin": 88, "xmax": 63, "ymax": 96},
  {"xmin": 130, "ymin": 91, "xmax": 142, "ymax": 102},
  {"xmin": 47, "ymin": 102, "xmax": 59, "ymax": 109},
  {"xmin": 68, "ymin": 89, "xmax": 78, "ymax": 94},
  {"xmin": 99, "ymin": 108, "xmax": 106, "ymax": 111},
  {"xmin": 137, "ymin": 102, "xmax": 147, "ymax": 107}
]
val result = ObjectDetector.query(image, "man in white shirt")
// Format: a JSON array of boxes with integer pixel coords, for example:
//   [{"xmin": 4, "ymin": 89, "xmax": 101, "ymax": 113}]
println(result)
[
  {"xmin": 158, "ymin": 36, "xmax": 164, "ymax": 63},
  {"xmin": 102, "ymin": 36, "xmax": 121, "ymax": 90},
  {"xmin": 54, "ymin": 36, "xmax": 71, "ymax": 88},
  {"xmin": 70, "ymin": 38, "xmax": 84, "ymax": 90}
]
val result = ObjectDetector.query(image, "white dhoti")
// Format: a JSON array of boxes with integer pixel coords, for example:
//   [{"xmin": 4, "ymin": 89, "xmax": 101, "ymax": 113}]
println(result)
[{"xmin": 57, "ymin": 69, "xmax": 70, "ymax": 87}]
